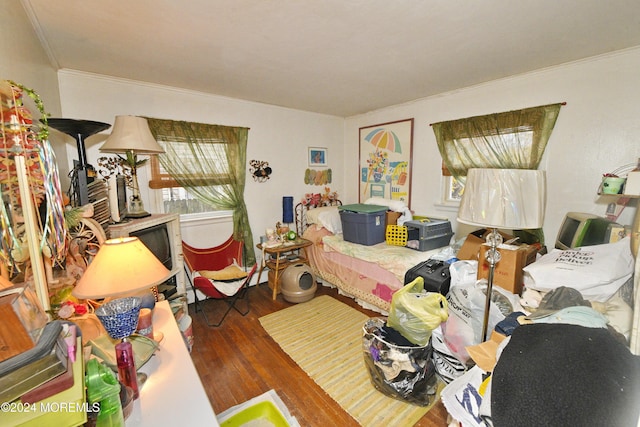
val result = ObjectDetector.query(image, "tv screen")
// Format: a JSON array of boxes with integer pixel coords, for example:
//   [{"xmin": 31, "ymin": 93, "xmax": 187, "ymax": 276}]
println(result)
[
  {"xmin": 555, "ymin": 212, "xmax": 619, "ymax": 250},
  {"xmin": 130, "ymin": 223, "xmax": 172, "ymax": 271},
  {"xmin": 556, "ymin": 216, "xmax": 582, "ymax": 249}
]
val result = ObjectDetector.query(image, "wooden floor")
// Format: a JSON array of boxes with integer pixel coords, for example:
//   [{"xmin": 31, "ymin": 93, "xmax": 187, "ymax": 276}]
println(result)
[{"xmin": 188, "ymin": 282, "xmax": 449, "ymax": 426}]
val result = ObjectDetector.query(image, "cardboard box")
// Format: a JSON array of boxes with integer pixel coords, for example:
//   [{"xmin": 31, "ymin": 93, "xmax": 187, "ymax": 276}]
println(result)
[
  {"xmin": 385, "ymin": 211, "xmax": 401, "ymax": 227},
  {"xmin": 456, "ymin": 229, "xmax": 514, "ymax": 261},
  {"xmin": 477, "ymin": 243, "xmax": 537, "ymax": 295}
]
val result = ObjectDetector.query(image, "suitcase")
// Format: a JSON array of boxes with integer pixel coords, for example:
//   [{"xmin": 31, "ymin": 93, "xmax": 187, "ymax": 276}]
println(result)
[{"xmin": 403, "ymin": 259, "xmax": 451, "ymax": 296}]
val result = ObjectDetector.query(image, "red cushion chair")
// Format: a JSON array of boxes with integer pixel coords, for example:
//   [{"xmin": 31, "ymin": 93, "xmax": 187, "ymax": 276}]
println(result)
[{"xmin": 182, "ymin": 236, "xmax": 256, "ymax": 327}]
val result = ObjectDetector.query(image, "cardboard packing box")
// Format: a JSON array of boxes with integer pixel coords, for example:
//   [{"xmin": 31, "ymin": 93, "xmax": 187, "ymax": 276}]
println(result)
[
  {"xmin": 385, "ymin": 211, "xmax": 401, "ymax": 227},
  {"xmin": 477, "ymin": 243, "xmax": 538, "ymax": 295},
  {"xmin": 456, "ymin": 229, "xmax": 514, "ymax": 261}
]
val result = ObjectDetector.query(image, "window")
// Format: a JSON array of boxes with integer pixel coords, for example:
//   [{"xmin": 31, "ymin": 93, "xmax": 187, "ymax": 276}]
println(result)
[
  {"xmin": 149, "ymin": 136, "xmax": 232, "ymax": 216},
  {"xmin": 145, "ymin": 117, "xmax": 255, "ymax": 264},
  {"xmin": 432, "ymin": 103, "xmax": 563, "ymax": 203},
  {"xmin": 443, "ymin": 175, "xmax": 464, "ymax": 203}
]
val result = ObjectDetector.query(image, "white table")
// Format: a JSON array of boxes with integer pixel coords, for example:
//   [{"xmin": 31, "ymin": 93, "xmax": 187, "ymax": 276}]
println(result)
[{"xmin": 125, "ymin": 301, "xmax": 218, "ymax": 426}]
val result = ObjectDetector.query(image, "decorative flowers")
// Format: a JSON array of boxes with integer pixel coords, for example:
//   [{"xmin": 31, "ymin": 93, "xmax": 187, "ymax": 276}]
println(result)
[
  {"xmin": 49, "ymin": 285, "xmax": 89, "ymax": 319},
  {"xmin": 301, "ymin": 187, "xmax": 339, "ymax": 208}
]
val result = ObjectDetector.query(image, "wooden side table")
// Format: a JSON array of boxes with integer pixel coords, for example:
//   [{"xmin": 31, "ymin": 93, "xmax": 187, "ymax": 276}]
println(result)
[{"xmin": 256, "ymin": 238, "xmax": 313, "ymax": 300}]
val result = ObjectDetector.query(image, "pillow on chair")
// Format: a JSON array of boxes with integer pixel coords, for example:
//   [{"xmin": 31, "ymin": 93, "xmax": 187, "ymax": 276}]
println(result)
[{"xmin": 199, "ymin": 262, "xmax": 248, "ymax": 282}]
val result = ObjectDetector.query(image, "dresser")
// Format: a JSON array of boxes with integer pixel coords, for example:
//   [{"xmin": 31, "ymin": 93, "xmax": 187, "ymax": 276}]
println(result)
[{"xmin": 126, "ymin": 301, "xmax": 218, "ymax": 426}]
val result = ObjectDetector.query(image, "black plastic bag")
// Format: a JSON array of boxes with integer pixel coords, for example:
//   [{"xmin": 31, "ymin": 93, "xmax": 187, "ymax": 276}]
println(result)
[{"xmin": 362, "ymin": 317, "xmax": 438, "ymax": 406}]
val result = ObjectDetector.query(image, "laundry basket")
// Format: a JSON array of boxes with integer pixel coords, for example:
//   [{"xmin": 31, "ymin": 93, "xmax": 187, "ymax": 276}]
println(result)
[{"xmin": 362, "ymin": 317, "xmax": 438, "ymax": 406}]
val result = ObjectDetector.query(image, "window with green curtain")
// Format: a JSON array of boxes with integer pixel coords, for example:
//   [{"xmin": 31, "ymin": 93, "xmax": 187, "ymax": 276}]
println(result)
[
  {"xmin": 432, "ymin": 102, "xmax": 563, "ymax": 245},
  {"xmin": 145, "ymin": 118, "xmax": 255, "ymax": 265},
  {"xmin": 432, "ymin": 103, "xmax": 563, "ymax": 181}
]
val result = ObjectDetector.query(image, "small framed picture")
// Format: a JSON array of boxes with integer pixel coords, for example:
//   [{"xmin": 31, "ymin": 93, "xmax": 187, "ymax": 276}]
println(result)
[{"xmin": 308, "ymin": 147, "xmax": 328, "ymax": 167}]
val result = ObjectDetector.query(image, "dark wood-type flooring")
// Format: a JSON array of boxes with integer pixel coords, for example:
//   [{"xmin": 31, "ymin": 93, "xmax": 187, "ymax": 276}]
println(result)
[{"xmin": 188, "ymin": 282, "xmax": 449, "ymax": 426}]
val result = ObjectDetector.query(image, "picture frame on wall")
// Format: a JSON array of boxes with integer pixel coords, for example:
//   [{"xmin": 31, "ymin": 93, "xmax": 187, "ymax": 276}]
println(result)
[
  {"xmin": 359, "ymin": 118, "xmax": 414, "ymax": 207},
  {"xmin": 308, "ymin": 147, "xmax": 328, "ymax": 167}
]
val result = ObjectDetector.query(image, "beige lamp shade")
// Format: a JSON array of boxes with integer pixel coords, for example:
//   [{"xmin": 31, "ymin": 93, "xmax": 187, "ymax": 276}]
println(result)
[
  {"xmin": 457, "ymin": 168, "xmax": 546, "ymax": 229},
  {"xmin": 73, "ymin": 237, "xmax": 171, "ymax": 299},
  {"xmin": 100, "ymin": 115, "xmax": 164, "ymax": 154}
]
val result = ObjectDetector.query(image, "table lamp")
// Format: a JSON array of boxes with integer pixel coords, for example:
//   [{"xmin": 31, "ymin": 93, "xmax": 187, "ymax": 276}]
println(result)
[
  {"xmin": 100, "ymin": 116, "xmax": 165, "ymax": 218},
  {"xmin": 73, "ymin": 237, "xmax": 171, "ymax": 398},
  {"xmin": 457, "ymin": 168, "xmax": 546, "ymax": 342}
]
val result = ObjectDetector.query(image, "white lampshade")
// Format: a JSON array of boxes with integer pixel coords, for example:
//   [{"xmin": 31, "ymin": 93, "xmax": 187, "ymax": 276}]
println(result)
[
  {"xmin": 100, "ymin": 115, "xmax": 164, "ymax": 154},
  {"xmin": 457, "ymin": 168, "xmax": 546, "ymax": 229},
  {"xmin": 73, "ymin": 237, "xmax": 171, "ymax": 299}
]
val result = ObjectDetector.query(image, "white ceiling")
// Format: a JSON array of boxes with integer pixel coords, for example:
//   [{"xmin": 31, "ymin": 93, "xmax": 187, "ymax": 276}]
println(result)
[{"xmin": 21, "ymin": 0, "xmax": 640, "ymax": 117}]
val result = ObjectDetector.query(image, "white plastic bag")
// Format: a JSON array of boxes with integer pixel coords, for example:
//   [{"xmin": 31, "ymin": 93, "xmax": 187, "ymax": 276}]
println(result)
[
  {"xmin": 523, "ymin": 237, "xmax": 634, "ymax": 302},
  {"xmin": 441, "ymin": 282, "xmax": 507, "ymax": 363}
]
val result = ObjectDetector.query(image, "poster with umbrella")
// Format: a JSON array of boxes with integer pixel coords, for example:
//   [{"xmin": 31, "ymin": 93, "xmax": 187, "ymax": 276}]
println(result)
[{"xmin": 359, "ymin": 118, "xmax": 413, "ymax": 207}]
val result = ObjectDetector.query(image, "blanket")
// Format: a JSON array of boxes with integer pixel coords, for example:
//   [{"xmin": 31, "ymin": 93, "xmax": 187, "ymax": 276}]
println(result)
[{"xmin": 322, "ymin": 234, "xmax": 443, "ymax": 283}]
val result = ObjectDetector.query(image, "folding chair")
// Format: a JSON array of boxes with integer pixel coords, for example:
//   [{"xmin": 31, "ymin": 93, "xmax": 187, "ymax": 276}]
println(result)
[{"xmin": 182, "ymin": 237, "xmax": 256, "ymax": 327}]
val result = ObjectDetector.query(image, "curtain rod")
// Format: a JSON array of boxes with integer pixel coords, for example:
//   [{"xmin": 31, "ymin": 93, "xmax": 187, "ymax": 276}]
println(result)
[{"xmin": 428, "ymin": 102, "xmax": 567, "ymax": 126}]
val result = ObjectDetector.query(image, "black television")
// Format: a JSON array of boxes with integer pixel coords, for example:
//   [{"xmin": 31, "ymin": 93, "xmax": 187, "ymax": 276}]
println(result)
[
  {"xmin": 108, "ymin": 214, "xmax": 183, "ymax": 300},
  {"xmin": 129, "ymin": 223, "xmax": 176, "ymax": 297}
]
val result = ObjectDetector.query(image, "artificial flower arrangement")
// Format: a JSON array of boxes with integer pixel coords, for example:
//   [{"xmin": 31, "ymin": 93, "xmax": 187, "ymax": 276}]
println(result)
[
  {"xmin": 301, "ymin": 187, "xmax": 339, "ymax": 208},
  {"xmin": 48, "ymin": 284, "xmax": 90, "ymax": 319}
]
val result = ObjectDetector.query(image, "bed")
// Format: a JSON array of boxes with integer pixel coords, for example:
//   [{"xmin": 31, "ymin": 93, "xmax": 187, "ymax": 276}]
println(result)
[{"xmin": 295, "ymin": 201, "xmax": 448, "ymax": 313}]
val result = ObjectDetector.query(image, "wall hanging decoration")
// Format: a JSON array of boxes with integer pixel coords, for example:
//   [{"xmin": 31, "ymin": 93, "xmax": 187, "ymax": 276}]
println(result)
[
  {"xmin": 300, "ymin": 187, "xmax": 339, "ymax": 208},
  {"xmin": 304, "ymin": 168, "xmax": 332, "ymax": 185},
  {"xmin": 250, "ymin": 160, "xmax": 272, "ymax": 182},
  {"xmin": 308, "ymin": 147, "xmax": 328, "ymax": 167},
  {"xmin": 359, "ymin": 119, "xmax": 413, "ymax": 207}
]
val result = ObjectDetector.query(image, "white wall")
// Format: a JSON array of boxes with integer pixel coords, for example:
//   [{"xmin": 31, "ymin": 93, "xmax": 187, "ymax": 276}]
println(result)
[
  {"xmin": 56, "ymin": 71, "xmax": 344, "ymax": 262},
  {"xmin": 0, "ymin": 1, "xmax": 66, "ymax": 176},
  {"xmin": 344, "ymin": 48, "xmax": 640, "ymax": 245},
  {"xmin": 56, "ymin": 48, "xmax": 640, "ymax": 254}
]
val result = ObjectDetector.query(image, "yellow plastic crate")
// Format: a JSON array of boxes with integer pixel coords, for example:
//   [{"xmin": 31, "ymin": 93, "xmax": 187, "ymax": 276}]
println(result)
[{"xmin": 386, "ymin": 225, "xmax": 408, "ymax": 246}]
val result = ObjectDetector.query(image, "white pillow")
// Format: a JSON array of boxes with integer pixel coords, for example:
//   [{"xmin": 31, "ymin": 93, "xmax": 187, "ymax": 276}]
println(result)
[
  {"xmin": 364, "ymin": 197, "xmax": 406, "ymax": 212},
  {"xmin": 305, "ymin": 206, "xmax": 336, "ymax": 225},
  {"xmin": 317, "ymin": 209, "xmax": 342, "ymax": 234}
]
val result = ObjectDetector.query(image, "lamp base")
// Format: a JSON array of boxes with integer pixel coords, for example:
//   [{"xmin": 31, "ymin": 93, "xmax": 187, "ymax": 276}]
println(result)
[
  {"xmin": 126, "ymin": 197, "xmax": 151, "ymax": 218},
  {"xmin": 126, "ymin": 210, "xmax": 152, "ymax": 219}
]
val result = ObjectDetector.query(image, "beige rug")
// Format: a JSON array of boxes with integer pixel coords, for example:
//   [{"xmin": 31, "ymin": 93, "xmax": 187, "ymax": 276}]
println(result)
[{"xmin": 259, "ymin": 295, "xmax": 440, "ymax": 427}]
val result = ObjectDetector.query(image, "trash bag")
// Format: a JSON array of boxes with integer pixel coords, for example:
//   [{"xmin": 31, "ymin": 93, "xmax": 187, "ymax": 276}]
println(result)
[
  {"xmin": 362, "ymin": 317, "xmax": 438, "ymax": 406},
  {"xmin": 387, "ymin": 276, "xmax": 449, "ymax": 346}
]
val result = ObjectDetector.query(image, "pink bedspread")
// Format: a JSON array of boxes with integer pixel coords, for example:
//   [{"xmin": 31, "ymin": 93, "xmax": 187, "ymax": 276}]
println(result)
[{"xmin": 302, "ymin": 226, "xmax": 442, "ymax": 313}]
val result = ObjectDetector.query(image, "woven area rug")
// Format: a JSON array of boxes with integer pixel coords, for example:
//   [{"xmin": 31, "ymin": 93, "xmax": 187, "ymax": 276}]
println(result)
[{"xmin": 259, "ymin": 295, "xmax": 440, "ymax": 427}]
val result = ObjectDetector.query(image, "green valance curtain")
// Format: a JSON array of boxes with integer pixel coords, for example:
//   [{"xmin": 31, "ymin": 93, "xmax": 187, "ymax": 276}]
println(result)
[
  {"xmin": 432, "ymin": 103, "xmax": 563, "ymax": 245},
  {"xmin": 432, "ymin": 103, "xmax": 563, "ymax": 181},
  {"xmin": 145, "ymin": 118, "xmax": 255, "ymax": 265}
]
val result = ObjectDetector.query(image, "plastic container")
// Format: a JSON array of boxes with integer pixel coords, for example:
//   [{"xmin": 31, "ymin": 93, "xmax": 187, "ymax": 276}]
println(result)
[
  {"xmin": 339, "ymin": 204, "xmax": 387, "ymax": 245},
  {"xmin": 386, "ymin": 225, "xmax": 408, "ymax": 246},
  {"xmin": 405, "ymin": 218, "xmax": 454, "ymax": 251},
  {"xmin": 220, "ymin": 400, "xmax": 289, "ymax": 427},
  {"xmin": 85, "ymin": 358, "xmax": 124, "ymax": 427}
]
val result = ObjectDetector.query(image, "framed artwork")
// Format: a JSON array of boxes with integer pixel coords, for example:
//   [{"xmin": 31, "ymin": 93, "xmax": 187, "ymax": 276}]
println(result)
[
  {"xmin": 308, "ymin": 147, "xmax": 328, "ymax": 167},
  {"xmin": 359, "ymin": 118, "xmax": 414, "ymax": 207}
]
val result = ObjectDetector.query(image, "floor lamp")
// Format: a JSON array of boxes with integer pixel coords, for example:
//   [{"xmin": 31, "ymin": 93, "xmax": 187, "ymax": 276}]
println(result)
[{"xmin": 457, "ymin": 168, "xmax": 546, "ymax": 342}]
